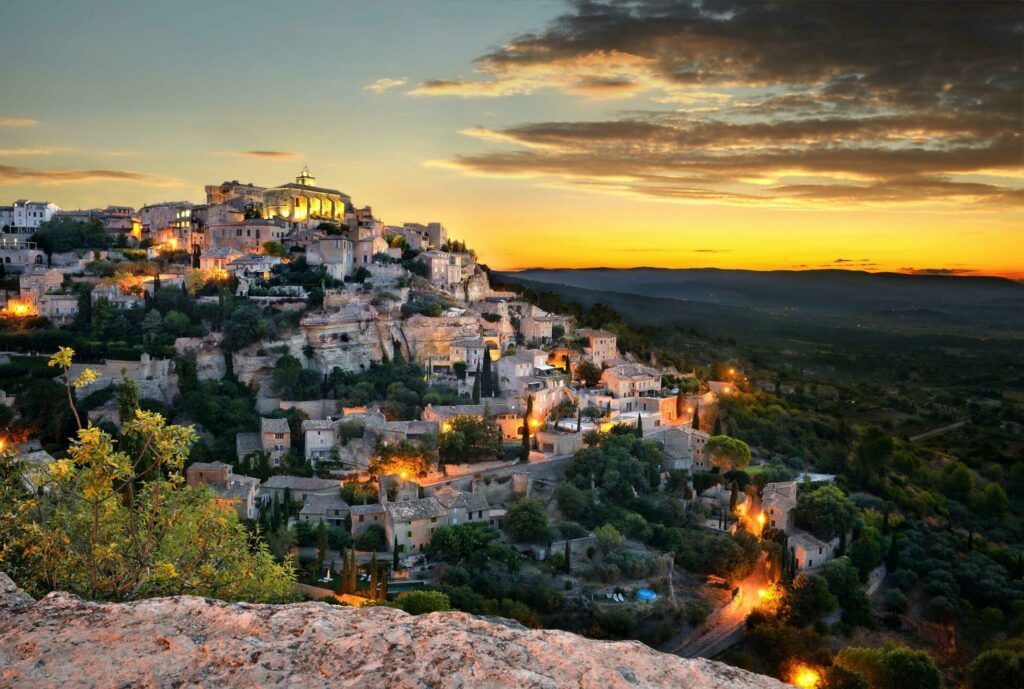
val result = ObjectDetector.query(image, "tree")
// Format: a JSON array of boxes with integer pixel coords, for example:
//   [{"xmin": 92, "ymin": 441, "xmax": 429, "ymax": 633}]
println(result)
[
  {"xmin": 577, "ymin": 360, "xmax": 602, "ymax": 388},
  {"xmin": 692, "ymin": 402, "xmax": 700, "ymax": 430},
  {"xmin": 471, "ymin": 364, "xmax": 481, "ymax": 403},
  {"xmin": 262, "ymin": 240, "xmax": 288, "ymax": 258},
  {"xmin": 795, "ymin": 484, "xmax": 857, "ymax": 541},
  {"xmin": 848, "ymin": 527, "xmax": 884, "ymax": 580},
  {"xmin": 0, "ymin": 349, "xmax": 297, "ymax": 603},
  {"xmin": 316, "ymin": 520, "xmax": 329, "ymax": 568},
  {"xmin": 116, "ymin": 373, "xmax": 140, "ymax": 427},
  {"xmin": 521, "ymin": 395, "xmax": 534, "ymax": 463},
  {"xmin": 965, "ymin": 649, "xmax": 1024, "ymax": 689},
  {"xmin": 789, "ymin": 572, "xmax": 838, "ymax": 625},
  {"xmin": 354, "ymin": 523, "xmax": 387, "ymax": 551},
  {"xmin": 704, "ymin": 435, "xmax": 751, "ymax": 471},
  {"xmin": 387, "ymin": 589, "xmax": 451, "ymax": 615},
  {"xmin": 392, "ymin": 536, "xmax": 400, "ymax": 571},
  {"xmin": 481, "ymin": 348, "xmax": 493, "ymax": 397},
  {"xmin": 852, "ymin": 426, "xmax": 894, "ymax": 484},
  {"xmin": 594, "ymin": 523, "xmax": 624, "ymax": 553},
  {"xmin": 635, "ymin": 413, "xmax": 643, "ymax": 438},
  {"xmin": 503, "ymin": 498, "xmax": 549, "ymax": 543}
]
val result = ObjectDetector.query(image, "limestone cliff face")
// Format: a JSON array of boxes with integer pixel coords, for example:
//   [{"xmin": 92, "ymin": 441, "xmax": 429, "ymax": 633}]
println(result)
[{"xmin": 0, "ymin": 573, "xmax": 790, "ymax": 689}]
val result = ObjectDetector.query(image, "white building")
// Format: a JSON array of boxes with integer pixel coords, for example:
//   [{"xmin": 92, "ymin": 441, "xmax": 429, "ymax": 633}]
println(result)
[{"xmin": 0, "ymin": 200, "xmax": 61, "ymax": 233}]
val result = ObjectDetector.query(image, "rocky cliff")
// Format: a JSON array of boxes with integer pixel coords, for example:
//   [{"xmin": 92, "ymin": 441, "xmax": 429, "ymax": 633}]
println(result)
[{"xmin": 0, "ymin": 573, "xmax": 791, "ymax": 689}]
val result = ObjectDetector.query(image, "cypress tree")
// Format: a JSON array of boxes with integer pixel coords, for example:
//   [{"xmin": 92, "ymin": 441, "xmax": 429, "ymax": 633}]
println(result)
[
  {"xmin": 676, "ymin": 388, "xmax": 685, "ymax": 419},
  {"xmin": 729, "ymin": 481, "xmax": 738, "ymax": 513},
  {"xmin": 392, "ymin": 536, "xmax": 400, "ymax": 571},
  {"xmin": 472, "ymin": 364, "xmax": 481, "ymax": 403},
  {"xmin": 882, "ymin": 508, "xmax": 890, "ymax": 535},
  {"xmin": 316, "ymin": 520, "xmax": 328, "ymax": 568},
  {"xmin": 635, "ymin": 414, "xmax": 643, "ymax": 438},
  {"xmin": 577, "ymin": 408, "xmax": 582, "ymax": 434},
  {"xmin": 563, "ymin": 539, "xmax": 572, "ymax": 573},
  {"xmin": 563, "ymin": 355, "xmax": 572, "ymax": 383},
  {"xmin": 713, "ymin": 415, "xmax": 722, "ymax": 436},
  {"xmin": 481, "ymin": 348, "xmax": 492, "ymax": 397},
  {"xmin": 691, "ymin": 403, "xmax": 700, "ymax": 430},
  {"xmin": 369, "ymin": 552, "xmax": 379, "ymax": 600},
  {"xmin": 885, "ymin": 536, "xmax": 900, "ymax": 571},
  {"xmin": 521, "ymin": 395, "xmax": 533, "ymax": 462}
]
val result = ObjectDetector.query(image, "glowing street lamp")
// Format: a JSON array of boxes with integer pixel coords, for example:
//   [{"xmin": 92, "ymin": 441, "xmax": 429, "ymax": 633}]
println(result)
[{"xmin": 790, "ymin": 665, "xmax": 821, "ymax": 688}]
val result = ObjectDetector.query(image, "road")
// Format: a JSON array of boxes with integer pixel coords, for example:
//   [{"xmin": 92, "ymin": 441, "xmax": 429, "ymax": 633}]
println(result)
[
  {"xmin": 663, "ymin": 557, "xmax": 771, "ymax": 659},
  {"xmin": 909, "ymin": 419, "xmax": 967, "ymax": 443}
]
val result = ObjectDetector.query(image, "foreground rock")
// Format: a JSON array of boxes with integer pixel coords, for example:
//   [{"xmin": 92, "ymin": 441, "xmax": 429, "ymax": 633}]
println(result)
[{"xmin": 0, "ymin": 574, "xmax": 790, "ymax": 689}]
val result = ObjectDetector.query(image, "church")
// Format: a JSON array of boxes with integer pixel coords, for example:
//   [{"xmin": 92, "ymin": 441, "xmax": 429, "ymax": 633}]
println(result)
[{"xmin": 262, "ymin": 166, "xmax": 352, "ymax": 226}]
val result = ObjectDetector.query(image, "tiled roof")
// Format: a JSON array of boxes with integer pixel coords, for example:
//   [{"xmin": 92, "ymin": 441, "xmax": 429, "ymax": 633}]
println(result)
[
  {"xmin": 235, "ymin": 433, "xmax": 262, "ymax": 455},
  {"xmin": 386, "ymin": 497, "xmax": 448, "ymax": 523},
  {"xmin": 187, "ymin": 461, "xmax": 231, "ymax": 471},
  {"xmin": 349, "ymin": 502, "xmax": 385, "ymax": 515},
  {"xmin": 261, "ymin": 475, "xmax": 339, "ymax": 492},
  {"xmin": 261, "ymin": 417, "xmax": 291, "ymax": 434},
  {"xmin": 299, "ymin": 493, "xmax": 350, "ymax": 517}
]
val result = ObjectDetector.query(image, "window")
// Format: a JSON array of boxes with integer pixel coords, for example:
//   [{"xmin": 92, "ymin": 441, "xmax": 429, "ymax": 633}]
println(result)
[
  {"xmin": 407, "ymin": 531, "xmax": 412, "ymax": 538},
  {"xmin": 358, "ymin": 515, "xmax": 364, "ymax": 523}
]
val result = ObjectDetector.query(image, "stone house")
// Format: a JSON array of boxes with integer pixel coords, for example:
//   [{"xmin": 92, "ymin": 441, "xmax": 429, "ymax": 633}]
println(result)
[
  {"xmin": 298, "ymin": 493, "xmax": 351, "ymax": 529},
  {"xmin": 185, "ymin": 461, "xmax": 260, "ymax": 521},
  {"xmin": 578, "ymin": 329, "xmax": 617, "ymax": 366},
  {"xmin": 301, "ymin": 418, "xmax": 339, "ymax": 465},
  {"xmin": 761, "ymin": 481, "xmax": 798, "ymax": 532},
  {"xmin": 657, "ymin": 426, "xmax": 711, "ymax": 472},
  {"xmin": 350, "ymin": 502, "xmax": 387, "ymax": 540},
  {"xmin": 259, "ymin": 475, "xmax": 340, "ymax": 504}
]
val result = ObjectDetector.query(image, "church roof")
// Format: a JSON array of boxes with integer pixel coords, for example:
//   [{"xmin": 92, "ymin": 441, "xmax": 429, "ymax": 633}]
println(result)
[{"xmin": 269, "ymin": 182, "xmax": 351, "ymax": 198}]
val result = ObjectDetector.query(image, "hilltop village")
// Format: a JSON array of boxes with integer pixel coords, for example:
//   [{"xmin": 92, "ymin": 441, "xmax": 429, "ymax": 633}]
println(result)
[{"xmin": 1, "ymin": 170, "xmax": 1018, "ymax": 688}]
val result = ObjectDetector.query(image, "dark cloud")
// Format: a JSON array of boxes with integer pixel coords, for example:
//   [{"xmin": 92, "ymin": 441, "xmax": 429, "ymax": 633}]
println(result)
[
  {"xmin": 900, "ymin": 267, "xmax": 976, "ymax": 275},
  {"xmin": 423, "ymin": 1, "xmax": 1023, "ymax": 207},
  {"xmin": 236, "ymin": 150, "xmax": 301, "ymax": 159},
  {"xmin": 0, "ymin": 164, "xmax": 177, "ymax": 187}
]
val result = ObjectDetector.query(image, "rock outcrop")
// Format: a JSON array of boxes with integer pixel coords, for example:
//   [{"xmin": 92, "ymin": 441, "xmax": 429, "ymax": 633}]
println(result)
[{"xmin": 0, "ymin": 574, "xmax": 791, "ymax": 689}]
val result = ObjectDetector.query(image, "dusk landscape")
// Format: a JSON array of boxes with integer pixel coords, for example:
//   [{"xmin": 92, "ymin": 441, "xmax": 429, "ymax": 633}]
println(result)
[{"xmin": 0, "ymin": 2, "xmax": 1021, "ymax": 688}]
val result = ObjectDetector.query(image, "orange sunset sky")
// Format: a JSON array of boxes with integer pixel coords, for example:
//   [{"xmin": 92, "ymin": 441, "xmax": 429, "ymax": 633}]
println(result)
[{"xmin": 1, "ymin": 1, "xmax": 1021, "ymax": 278}]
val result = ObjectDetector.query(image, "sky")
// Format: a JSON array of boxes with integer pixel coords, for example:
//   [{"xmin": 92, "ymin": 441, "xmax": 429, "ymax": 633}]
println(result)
[{"xmin": 1, "ymin": 0, "xmax": 1021, "ymax": 278}]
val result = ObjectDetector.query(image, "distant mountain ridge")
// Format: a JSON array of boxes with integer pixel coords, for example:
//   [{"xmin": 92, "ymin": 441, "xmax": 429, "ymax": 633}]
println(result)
[
  {"xmin": 501, "ymin": 268, "xmax": 1023, "ymax": 311},
  {"xmin": 493, "ymin": 268, "xmax": 1024, "ymax": 339}
]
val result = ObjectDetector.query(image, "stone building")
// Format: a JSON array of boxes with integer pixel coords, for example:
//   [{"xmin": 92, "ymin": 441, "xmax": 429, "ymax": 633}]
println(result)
[{"xmin": 263, "ymin": 167, "xmax": 351, "ymax": 227}]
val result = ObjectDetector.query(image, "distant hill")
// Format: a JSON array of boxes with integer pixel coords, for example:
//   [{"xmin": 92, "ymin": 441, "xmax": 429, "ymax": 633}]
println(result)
[{"xmin": 493, "ymin": 268, "xmax": 1024, "ymax": 340}]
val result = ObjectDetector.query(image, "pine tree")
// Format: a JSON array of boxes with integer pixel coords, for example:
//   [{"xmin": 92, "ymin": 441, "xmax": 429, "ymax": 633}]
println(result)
[
  {"xmin": 521, "ymin": 395, "xmax": 533, "ymax": 463},
  {"xmin": 482, "ymin": 349, "xmax": 492, "ymax": 397},
  {"xmin": 472, "ymin": 364, "xmax": 481, "ymax": 403},
  {"xmin": 691, "ymin": 403, "xmax": 700, "ymax": 431}
]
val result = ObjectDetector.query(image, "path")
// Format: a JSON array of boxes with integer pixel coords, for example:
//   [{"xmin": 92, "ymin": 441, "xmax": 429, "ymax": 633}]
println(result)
[{"xmin": 909, "ymin": 419, "xmax": 967, "ymax": 442}]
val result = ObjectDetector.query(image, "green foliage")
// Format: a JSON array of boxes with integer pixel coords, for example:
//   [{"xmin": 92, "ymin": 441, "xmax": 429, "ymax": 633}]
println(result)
[
  {"xmin": 385, "ymin": 589, "xmax": 452, "ymax": 615},
  {"xmin": 795, "ymin": 484, "xmax": 858, "ymax": 541},
  {"xmin": 354, "ymin": 523, "xmax": 387, "ymax": 551},
  {"xmin": 503, "ymin": 498, "xmax": 550, "ymax": 543},
  {"xmin": 833, "ymin": 643, "xmax": 940, "ymax": 689},
  {"xmin": 32, "ymin": 217, "xmax": 111, "ymax": 254},
  {"xmin": 262, "ymin": 241, "xmax": 288, "ymax": 258},
  {"xmin": 594, "ymin": 523, "xmax": 624, "ymax": 553},
  {"xmin": 438, "ymin": 414, "xmax": 502, "ymax": 465},
  {"xmin": 704, "ymin": 435, "xmax": 751, "ymax": 471},
  {"xmin": 965, "ymin": 649, "xmax": 1024, "ymax": 689},
  {"xmin": 789, "ymin": 572, "xmax": 838, "ymax": 626}
]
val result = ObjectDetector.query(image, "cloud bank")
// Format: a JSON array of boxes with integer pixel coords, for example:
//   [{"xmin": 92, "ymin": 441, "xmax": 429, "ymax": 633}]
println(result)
[{"xmin": 417, "ymin": 0, "xmax": 1023, "ymax": 208}]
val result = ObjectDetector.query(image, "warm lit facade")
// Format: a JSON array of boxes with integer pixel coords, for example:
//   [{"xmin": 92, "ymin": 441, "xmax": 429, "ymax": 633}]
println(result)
[{"xmin": 263, "ymin": 167, "xmax": 351, "ymax": 226}]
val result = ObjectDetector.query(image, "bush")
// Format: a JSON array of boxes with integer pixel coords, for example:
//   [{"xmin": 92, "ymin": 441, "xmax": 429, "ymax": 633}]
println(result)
[
  {"xmin": 387, "ymin": 590, "xmax": 451, "ymax": 615},
  {"xmin": 503, "ymin": 499, "xmax": 550, "ymax": 543},
  {"xmin": 354, "ymin": 524, "xmax": 387, "ymax": 551}
]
